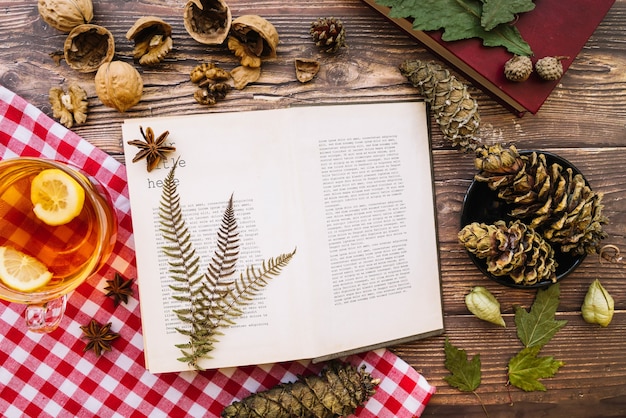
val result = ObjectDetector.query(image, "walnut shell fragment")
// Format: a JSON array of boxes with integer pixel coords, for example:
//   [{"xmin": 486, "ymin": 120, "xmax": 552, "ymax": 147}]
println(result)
[
  {"xmin": 49, "ymin": 83, "xmax": 88, "ymax": 128},
  {"xmin": 64, "ymin": 24, "xmax": 115, "ymax": 73},
  {"xmin": 95, "ymin": 61, "xmax": 143, "ymax": 112},
  {"xmin": 230, "ymin": 65, "xmax": 261, "ymax": 90},
  {"xmin": 228, "ymin": 15, "xmax": 279, "ymax": 67},
  {"xmin": 183, "ymin": 0, "xmax": 231, "ymax": 45},
  {"xmin": 126, "ymin": 16, "xmax": 173, "ymax": 66},
  {"xmin": 38, "ymin": 0, "xmax": 93, "ymax": 33},
  {"xmin": 294, "ymin": 58, "xmax": 320, "ymax": 83}
]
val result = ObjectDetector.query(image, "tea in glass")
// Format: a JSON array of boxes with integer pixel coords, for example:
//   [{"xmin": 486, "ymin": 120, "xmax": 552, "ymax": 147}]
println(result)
[{"xmin": 0, "ymin": 157, "xmax": 117, "ymax": 332}]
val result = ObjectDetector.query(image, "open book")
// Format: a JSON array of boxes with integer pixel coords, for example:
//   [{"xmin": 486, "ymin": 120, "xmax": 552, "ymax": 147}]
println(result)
[{"xmin": 121, "ymin": 101, "xmax": 444, "ymax": 373}]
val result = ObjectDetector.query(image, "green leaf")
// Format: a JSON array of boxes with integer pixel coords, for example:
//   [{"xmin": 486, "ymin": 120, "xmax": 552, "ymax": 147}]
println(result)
[
  {"xmin": 443, "ymin": 338, "xmax": 481, "ymax": 392},
  {"xmin": 508, "ymin": 346, "xmax": 565, "ymax": 391},
  {"xmin": 480, "ymin": 0, "xmax": 535, "ymax": 31},
  {"xmin": 515, "ymin": 283, "xmax": 568, "ymax": 349},
  {"xmin": 375, "ymin": 0, "xmax": 533, "ymax": 56}
]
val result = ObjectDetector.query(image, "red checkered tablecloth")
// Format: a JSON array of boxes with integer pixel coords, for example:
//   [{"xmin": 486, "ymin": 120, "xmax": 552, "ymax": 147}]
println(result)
[{"xmin": 0, "ymin": 86, "xmax": 435, "ymax": 417}]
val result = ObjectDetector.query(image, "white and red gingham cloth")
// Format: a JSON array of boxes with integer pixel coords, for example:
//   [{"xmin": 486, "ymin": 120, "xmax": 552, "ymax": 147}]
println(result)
[{"xmin": 0, "ymin": 85, "xmax": 435, "ymax": 417}]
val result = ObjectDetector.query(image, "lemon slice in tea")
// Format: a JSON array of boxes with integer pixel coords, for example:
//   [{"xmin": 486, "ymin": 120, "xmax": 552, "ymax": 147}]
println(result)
[
  {"xmin": 0, "ymin": 246, "xmax": 53, "ymax": 292},
  {"xmin": 30, "ymin": 168, "xmax": 85, "ymax": 226}
]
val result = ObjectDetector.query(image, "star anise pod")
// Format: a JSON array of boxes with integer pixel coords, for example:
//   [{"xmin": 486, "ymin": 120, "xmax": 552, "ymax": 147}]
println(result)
[
  {"xmin": 80, "ymin": 319, "xmax": 120, "ymax": 357},
  {"xmin": 127, "ymin": 126, "xmax": 176, "ymax": 172},
  {"xmin": 104, "ymin": 272, "xmax": 134, "ymax": 306}
]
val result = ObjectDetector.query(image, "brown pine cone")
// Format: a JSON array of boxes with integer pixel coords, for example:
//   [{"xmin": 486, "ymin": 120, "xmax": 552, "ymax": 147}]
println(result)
[
  {"xmin": 459, "ymin": 220, "xmax": 557, "ymax": 286},
  {"xmin": 310, "ymin": 17, "xmax": 346, "ymax": 53},
  {"xmin": 473, "ymin": 144, "xmax": 608, "ymax": 255},
  {"xmin": 400, "ymin": 60, "xmax": 481, "ymax": 152}
]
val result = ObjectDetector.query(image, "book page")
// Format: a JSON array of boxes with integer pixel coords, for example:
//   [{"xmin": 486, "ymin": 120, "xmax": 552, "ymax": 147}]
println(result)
[{"xmin": 122, "ymin": 101, "xmax": 443, "ymax": 373}]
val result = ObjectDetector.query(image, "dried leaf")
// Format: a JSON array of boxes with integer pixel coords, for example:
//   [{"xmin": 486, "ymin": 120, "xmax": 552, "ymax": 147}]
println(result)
[
  {"xmin": 508, "ymin": 346, "xmax": 564, "ymax": 391},
  {"xmin": 514, "ymin": 283, "xmax": 567, "ymax": 348},
  {"xmin": 443, "ymin": 338, "xmax": 481, "ymax": 392}
]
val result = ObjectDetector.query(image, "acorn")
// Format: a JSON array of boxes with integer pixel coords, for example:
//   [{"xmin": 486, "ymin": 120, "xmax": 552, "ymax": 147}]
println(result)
[
  {"xmin": 535, "ymin": 56, "xmax": 568, "ymax": 81},
  {"xmin": 504, "ymin": 55, "xmax": 533, "ymax": 82}
]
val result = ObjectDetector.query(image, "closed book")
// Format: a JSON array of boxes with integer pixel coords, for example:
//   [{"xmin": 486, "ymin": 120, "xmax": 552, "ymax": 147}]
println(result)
[{"xmin": 363, "ymin": 0, "xmax": 616, "ymax": 116}]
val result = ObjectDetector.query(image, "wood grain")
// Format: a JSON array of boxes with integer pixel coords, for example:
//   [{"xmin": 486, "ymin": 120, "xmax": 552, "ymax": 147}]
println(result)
[{"xmin": 1, "ymin": 0, "xmax": 625, "ymax": 416}]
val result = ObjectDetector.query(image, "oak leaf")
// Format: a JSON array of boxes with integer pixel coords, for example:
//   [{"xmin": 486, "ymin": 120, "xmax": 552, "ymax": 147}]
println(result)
[
  {"xmin": 375, "ymin": 0, "xmax": 533, "ymax": 56},
  {"xmin": 480, "ymin": 0, "xmax": 535, "ymax": 31}
]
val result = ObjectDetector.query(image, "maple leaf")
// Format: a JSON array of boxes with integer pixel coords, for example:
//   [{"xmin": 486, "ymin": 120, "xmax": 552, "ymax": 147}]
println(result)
[
  {"xmin": 480, "ymin": 0, "xmax": 536, "ymax": 31},
  {"xmin": 515, "ymin": 283, "xmax": 568, "ymax": 349},
  {"xmin": 508, "ymin": 346, "xmax": 565, "ymax": 391},
  {"xmin": 375, "ymin": 0, "xmax": 533, "ymax": 56},
  {"xmin": 443, "ymin": 338, "xmax": 481, "ymax": 392}
]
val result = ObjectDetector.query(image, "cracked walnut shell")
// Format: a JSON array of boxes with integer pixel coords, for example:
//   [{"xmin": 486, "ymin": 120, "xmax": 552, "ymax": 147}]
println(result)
[
  {"xmin": 64, "ymin": 24, "xmax": 115, "ymax": 73},
  {"xmin": 38, "ymin": 0, "xmax": 93, "ymax": 33},
  {"xmin": 183, "ymin": 0, "xmax": 231, "ymax": 45},
  {"xmin": 126, "ymin": 16, "xmax": 173, "ymax": 66},
  {"xmin": 228, "ymin": 15, "xmax": 279, "ymax": 67},
  {"xmin": 95, "ymin": 61, "xmax": 143, "ymax": 112}
]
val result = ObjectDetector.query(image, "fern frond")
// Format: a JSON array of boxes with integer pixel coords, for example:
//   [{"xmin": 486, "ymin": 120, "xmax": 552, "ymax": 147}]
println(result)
[
  {"xmin": 206, "ymin": 194, "xmax": 240, "ymax": 289},
  {"xmin": 214, "ymin": 248, "xmax": 297, "ymax": 327}
]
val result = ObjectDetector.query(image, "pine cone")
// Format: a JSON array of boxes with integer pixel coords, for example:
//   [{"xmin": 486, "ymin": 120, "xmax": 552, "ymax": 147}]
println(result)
[
  {"xmin": 222, "ymin": 362, "xmax": 379, "ymax": 418},
  {"xmin": 474, "ymin": 144, "xmax": 608, "ymax": 255},
  {"xmin": 310, "ymin": 17, "xmax": 346, "ymax": 53},
  {"xmin": 400, "ymin": 60, "xmax": 481, "ymax": 152},
  {"xmin": 459, "ymin": 220, "xmax": 557, "ymax": 286}
]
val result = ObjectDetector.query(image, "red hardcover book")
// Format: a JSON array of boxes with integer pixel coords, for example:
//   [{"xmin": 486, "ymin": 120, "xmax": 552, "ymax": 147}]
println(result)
[{"xmin": 363, "ymin": 0, "xmax": 616, "ymax": 116}]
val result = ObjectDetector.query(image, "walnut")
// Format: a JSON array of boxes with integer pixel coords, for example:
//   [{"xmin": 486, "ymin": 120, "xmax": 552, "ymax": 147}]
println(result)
[
  {"xmin": 190, "ymin": 62, "xmax": 232, "ymax": 105},
  {"xmin": 64, "ymin": 24, "xmax": 115, "ymax": 73},
  {"xmin": 125, "ymin": 16, "xmax": 173, "ymax": 66},
  {"xmin": 228, "ymin": 15, "xmax": 279, "ymax": 67},
  {"xmin": 230, "ymin": 65, "xmax": 261, "ymax": 90},
  {"xmin": 38, "ymin": 0, "xmax": 93, "ymax": 33},
  {"xmin": 183, "ymin": 0, "xmax": 231, "ymax": 45},
  {"xmin": 294, "ymin": 58, "xmax": 320, "ymax": 83},
  {"xmin": 49, "ymin": 83, "xmax": 88, "ymax": 128},
  {"xmin": 95, "ymin": 61, "xmax": 143, "ymax": 112}
]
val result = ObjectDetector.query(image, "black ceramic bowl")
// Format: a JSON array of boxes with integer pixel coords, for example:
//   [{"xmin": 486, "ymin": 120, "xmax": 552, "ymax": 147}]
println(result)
[{"xmin": 460, "ymin": 151, "xmax": 587, "ymax": 289}]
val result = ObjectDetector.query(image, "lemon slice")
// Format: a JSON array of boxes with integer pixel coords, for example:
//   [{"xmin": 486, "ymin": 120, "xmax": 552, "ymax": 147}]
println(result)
[
  {"xmin": 30, "ymin": 168, "xmax": 85, "ymax": 226},
  {"xmin": 0, "ymin": 246, "xmax": 53, "ymax": 292}
]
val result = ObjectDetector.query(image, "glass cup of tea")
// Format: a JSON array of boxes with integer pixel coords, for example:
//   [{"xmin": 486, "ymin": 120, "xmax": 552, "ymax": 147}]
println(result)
[{"xmin": 0, "ymin": 157, "xmax": 117, "ymax": 332}]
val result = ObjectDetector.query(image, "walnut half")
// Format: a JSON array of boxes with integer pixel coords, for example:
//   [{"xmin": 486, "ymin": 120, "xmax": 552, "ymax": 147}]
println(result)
[{"xmin": 126, "ymin": 16, "xmax": 173, "ymax": 66}]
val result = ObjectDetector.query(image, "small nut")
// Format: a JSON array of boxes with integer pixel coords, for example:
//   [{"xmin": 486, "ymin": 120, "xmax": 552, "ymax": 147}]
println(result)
[
  {"xmin": 294, "ymin": 58, "xmax": 320, "ymax": 83},
  {"xmin": 95, "ymin": 61, "xmax": 143, "ymax": 112},
  {"xmin": 126, "ymin": 16, "xmax": 173, "ymax": 66},
  {"xmin": 64, "ymin": 24, "xmax": 115, "ymax": 73},
  {"xmin": 230, "ymin": 15, "xmax": 279, "ymax": 60},
  {"xmin": 504, "ymin": 55, "xmax": 532, "ymax": 82},
  {"xmin": 183, "ymin": 0, "xmax": 231, "ymax": 45},
  {"xmin": 535, "ymin": 56, "xmax": 568, "ymax": 81},
  {"xmin": 38, "ymin": 0, "xmax": 93, "ymax": 33}
]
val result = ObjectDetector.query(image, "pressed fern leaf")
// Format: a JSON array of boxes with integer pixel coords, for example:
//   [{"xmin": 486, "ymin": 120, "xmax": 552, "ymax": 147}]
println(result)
[
  {"xmin": 160, "ymin": 163, "xmax": 216, "ymax": 369},
  {"xmin": 159, "ymin": 163, "xmax": 295, "ymax": 370}
]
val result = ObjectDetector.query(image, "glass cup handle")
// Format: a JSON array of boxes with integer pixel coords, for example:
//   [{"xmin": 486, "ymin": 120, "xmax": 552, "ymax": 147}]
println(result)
[{"xmin": 24, "ymin": 295, "xmax": 67, "ymax": 333}]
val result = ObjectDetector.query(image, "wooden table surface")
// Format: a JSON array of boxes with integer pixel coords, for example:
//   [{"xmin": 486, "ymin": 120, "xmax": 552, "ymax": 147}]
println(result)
[{"xmin": 2, "ymin": 0, "xmax": 625, "ymax": 416}]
